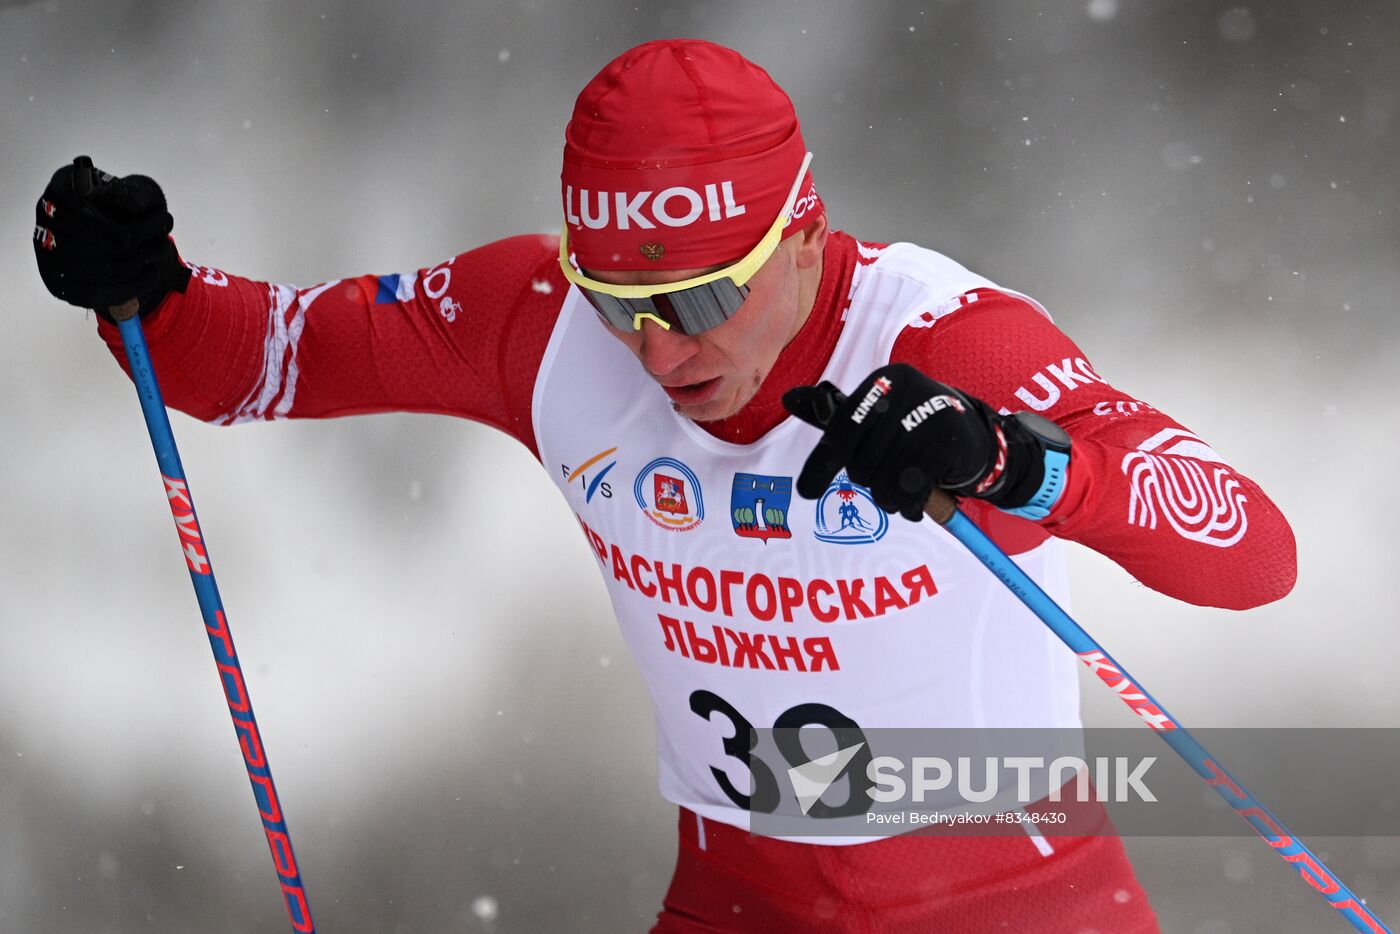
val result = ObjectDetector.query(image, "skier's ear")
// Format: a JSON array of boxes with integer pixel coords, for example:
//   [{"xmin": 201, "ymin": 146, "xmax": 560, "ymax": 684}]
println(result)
[{"xmin": 791, "ymin": 213, "xmax": 827, "ymax": 271}]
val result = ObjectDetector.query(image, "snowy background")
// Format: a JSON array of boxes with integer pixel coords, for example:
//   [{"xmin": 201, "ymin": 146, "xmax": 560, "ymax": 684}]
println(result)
[{"xmin": 2, "ymin": 1, "xmax": 1398, "ymax": 931}]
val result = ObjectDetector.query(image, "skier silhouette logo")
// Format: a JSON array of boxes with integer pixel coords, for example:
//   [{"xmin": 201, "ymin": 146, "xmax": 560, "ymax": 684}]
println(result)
[
  {"xmin": 837, "ymin": 497, "xmax": 871, "ymax": 532},
  {"xmin": 814, "ymin": 471, "xmax": 888, "ymax": 545}
]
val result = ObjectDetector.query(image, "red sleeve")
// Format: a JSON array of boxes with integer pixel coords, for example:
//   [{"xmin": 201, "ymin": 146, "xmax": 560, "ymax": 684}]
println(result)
[
  {"xmin": 95, "ymin": 234, "xmax": 567, "ymax": 459},
  {"xmin": 891, "ymin": 289, "xmax": 1297, "ymax": 611}
]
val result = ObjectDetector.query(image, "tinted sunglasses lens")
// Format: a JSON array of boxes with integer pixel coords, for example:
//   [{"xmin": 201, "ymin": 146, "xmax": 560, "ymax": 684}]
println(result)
[
  {"xmin": 580, "ymin": 288, "xmax": 641, "ymax": 330},
  {"xmin": 581, "ymin": 278, "xmax": 749, "ymax": 336},
  {"xmin": 656, "ymin": 280, "xmax": 750, "ymax": 335}
]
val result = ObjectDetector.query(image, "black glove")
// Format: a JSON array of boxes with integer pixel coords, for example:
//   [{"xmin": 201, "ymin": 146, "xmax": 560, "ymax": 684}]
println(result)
[
  {"xmin": 34, "ymin": 155, "xmax": 190, "ymax": 319},
  {"xmin": 783, "ymin": 364, "xmax": 1071, "ymax": 522}
]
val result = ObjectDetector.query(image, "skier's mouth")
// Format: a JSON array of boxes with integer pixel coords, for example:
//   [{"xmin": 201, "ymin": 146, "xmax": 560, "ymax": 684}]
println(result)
[{"xmin": 662, "ymin": 377, "xmax": 721, "ymax": 406}]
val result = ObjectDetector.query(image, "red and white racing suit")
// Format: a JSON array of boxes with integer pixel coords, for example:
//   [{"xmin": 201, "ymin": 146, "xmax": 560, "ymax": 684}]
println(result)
[{"xmin": 97, "ymin": 230, "xmax": 1296, "ymax": 933}]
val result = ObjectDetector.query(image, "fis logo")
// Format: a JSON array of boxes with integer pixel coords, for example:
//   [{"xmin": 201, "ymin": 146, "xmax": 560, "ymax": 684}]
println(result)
[
  {"xmin": 850, "ymin": 377, "xmax": 893, "ymax": 424},
  {"xmin": 563, "ymin": 447, "xmax": 617, "ymax": 503},
  {"xmin": 814, "ymin": 470, "xmax": 888, "ymax": 545},
  {"xmin": 634, "ymin": 457, "xmax": 704, "ymax": 532},
  {"xmin": 564, "ymin": 182, "xmax": 747, "ymax": 231},
  {"xmin": 900, "ymin": 394, "xmax": 966, "ymax": 432},
  {"xmin": 730, "ymin": 473, "xmax": 793, "ymax": 543}
]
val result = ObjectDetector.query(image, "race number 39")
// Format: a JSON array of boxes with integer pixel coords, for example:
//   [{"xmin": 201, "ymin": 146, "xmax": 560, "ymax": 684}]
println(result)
[{"xmin": 689, "ymin": 690, "xmax": 872, "ymax": 817}]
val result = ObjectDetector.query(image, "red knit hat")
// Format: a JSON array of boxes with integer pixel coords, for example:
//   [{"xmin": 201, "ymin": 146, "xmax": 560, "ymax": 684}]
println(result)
[{"xmin": 562, "ymin": 39, "xmax": 822, "ymax": 271}]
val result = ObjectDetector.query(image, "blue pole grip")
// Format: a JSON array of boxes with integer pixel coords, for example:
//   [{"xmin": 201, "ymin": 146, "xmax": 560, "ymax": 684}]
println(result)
[{"xmin": 116, "ymin": 314, "xmax": 316, "ymax": 933}]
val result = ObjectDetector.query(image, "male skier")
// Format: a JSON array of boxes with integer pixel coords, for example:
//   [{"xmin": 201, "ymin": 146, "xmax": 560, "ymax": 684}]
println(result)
[{"xmin": 35, "ymin": 38, "xmax": 1295, "ymax": 932}]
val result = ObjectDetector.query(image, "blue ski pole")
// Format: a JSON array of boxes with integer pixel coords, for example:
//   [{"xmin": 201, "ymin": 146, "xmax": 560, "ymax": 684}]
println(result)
[
  {"xmin": 109, "ymin": 298, "xmax": 315, "ymax": 933},
  {"xmin": 921, "ymin": 489, "xmax": 1388, "ymax": 933}
]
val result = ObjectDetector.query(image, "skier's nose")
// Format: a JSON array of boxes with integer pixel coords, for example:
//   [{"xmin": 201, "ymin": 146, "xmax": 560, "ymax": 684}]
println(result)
[{"xmin": 637, "ymin": 319, "xmax": 700, "ymax": 378}]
